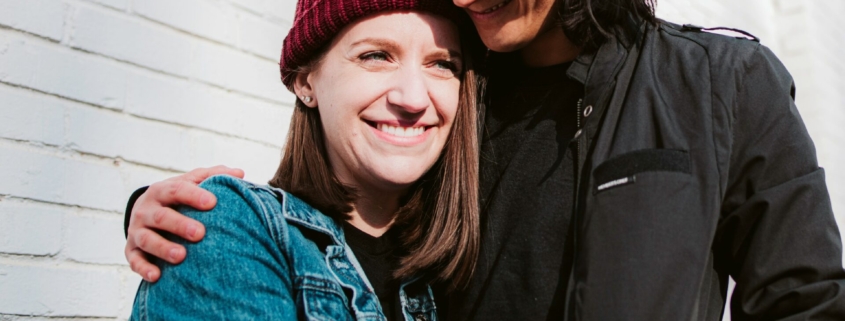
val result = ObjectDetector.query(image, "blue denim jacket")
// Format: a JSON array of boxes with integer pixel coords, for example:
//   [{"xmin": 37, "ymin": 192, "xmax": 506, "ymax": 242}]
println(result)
[{"xmin": 131, "ymin": 175, "xmax": 438, "ymax": 321}]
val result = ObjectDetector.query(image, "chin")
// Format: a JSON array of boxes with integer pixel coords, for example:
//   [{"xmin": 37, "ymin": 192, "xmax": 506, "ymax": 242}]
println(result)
[
  {"xmin": 479, "ymin": 30, "xmax": 531, "ymax": 53},
  {"xmin": 370, "ymin": 163, "xmax": 432, "ymax": 189}
]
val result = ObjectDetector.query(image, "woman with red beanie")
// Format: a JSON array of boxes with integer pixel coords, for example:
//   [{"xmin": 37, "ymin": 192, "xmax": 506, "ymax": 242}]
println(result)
[{"xmin": 129, "ymin": 1, "xmax": 481, "ymax": 320}]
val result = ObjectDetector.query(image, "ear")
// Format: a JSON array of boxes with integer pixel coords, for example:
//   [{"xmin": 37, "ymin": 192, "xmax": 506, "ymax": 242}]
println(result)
[{"xmin": 293, "ymin": 71, "xmax": 318, "ymax": 108}]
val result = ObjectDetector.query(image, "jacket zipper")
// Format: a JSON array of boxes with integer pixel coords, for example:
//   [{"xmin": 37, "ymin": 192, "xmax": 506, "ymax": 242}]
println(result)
[
  {"xmin": 576, "ymin": 98, "xmax": 583, "ymax": 130},
  {"xmin": 565, "ymin": 97, "xmax": 585, "ymax": 320}
]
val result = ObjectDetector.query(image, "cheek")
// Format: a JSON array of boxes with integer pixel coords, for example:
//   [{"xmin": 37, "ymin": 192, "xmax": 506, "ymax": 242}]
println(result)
[{"xmin": 433, "ymin": 80, "xmax": 462, "ymax": 125}]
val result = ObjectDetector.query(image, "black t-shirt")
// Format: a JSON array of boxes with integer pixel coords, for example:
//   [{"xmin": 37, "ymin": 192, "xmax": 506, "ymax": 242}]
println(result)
[
  {"xmin": 452, "ymin": 54, "xmax": 583, "ymax": 320},
  {"xmin": 342, "ymin": 222, "xmax": 404, "ymax": 321}
]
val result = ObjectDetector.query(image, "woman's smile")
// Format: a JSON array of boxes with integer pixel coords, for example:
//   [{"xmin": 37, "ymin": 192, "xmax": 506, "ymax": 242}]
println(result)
[{"xmin": 365, "ymin": 120, "xmax": 435, "ymax": 146}]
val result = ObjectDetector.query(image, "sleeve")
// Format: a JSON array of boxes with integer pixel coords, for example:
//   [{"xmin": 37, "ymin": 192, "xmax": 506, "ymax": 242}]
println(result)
[
  {"xmin": 130, "ymin": 176, "xmax": 297, "ymax": 320},
  {"xmin": 715, "ymin": 44, "xmax": 845, "ymax": 319},
  {"xmin": 124, "ymin": 186, "xmax": 149, "ymax": 238}
]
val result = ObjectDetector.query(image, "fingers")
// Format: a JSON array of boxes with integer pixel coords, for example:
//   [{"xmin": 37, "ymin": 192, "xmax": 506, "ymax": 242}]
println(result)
[
  {"xmin": 149, "ymin": 179, "xmax": 216, "ymax": 211},
  {"xmin": 126, "ymin": 246, "xmax": 162, "ymax": 282},
  {"xmin": 131, "ymin": 227, "xmax": 187, "ymax": 265},
  {"xmin": 183, "ymin": 165, "xmax": 245, "ymax": 184},
  {"xmin": 140, "ymin": 206, "xmax": 206, "ymax": 242}
]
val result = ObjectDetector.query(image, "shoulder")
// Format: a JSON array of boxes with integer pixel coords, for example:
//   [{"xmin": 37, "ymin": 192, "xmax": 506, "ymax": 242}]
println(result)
[
  {"xmin": 196, "ymin": 175, "xmax": 342, "ymax": 240},
  {"xmin": 194, "ymin": 175, "xmax": 279, "ymax": 216},
  {"xmin": 646, "ymin": 20, "xmax": 769, "ymax": 77},
  {"xmin": 643, "ymin": 20, "xmax": 792, "ymax": 97},
  {"xmin": 653, "ymin": 20, "xmax": 761, "ymax": 56}
]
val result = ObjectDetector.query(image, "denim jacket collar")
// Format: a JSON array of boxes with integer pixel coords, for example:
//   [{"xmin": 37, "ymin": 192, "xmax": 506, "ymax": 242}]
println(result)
[{"xmin": 270, "ymin": 186, "xmax": 347, "ymax": 244}]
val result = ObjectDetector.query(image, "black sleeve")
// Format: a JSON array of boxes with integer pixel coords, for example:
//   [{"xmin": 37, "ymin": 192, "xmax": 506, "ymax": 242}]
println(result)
[
  {"xmin": 124, "ymin": 186, "xmax": 149, "ymax": 238},
  {"xmin": 716, "ymin": 44, "xmax": 845, "ymax": 319}
]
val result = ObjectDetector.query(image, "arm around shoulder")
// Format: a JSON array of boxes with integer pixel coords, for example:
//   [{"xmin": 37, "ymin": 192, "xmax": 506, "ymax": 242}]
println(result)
[{"xmin": 131, "ymin": 175, "xmax": 296, "ymax": 320}]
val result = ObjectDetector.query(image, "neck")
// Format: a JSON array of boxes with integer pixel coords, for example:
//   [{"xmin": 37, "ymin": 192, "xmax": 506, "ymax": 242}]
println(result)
[
  {"xmin": 346, "ymin": 188, "xmax": 402, "ymax": 237},
  {"xmin": 520, "ymin": 26, "xmax": 581, "ymax": 67}
]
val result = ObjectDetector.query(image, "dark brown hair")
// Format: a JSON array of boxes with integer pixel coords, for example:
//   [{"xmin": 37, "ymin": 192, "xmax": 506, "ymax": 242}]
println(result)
[
  {"xmin": 270, "ymin": 25, "xmax": 481, "ymax": 291},
  {"xmin": 558, "ymin": 0, "xmax": 658, "ymax": 51}
]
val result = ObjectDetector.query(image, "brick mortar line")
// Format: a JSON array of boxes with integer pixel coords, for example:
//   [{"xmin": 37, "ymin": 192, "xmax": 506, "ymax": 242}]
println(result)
[
  {"xmin": 0, "ymin": 81, "xmax": 286, "ymax": 151},
  {"xmin": 0, "ymin": 254, "xmax": 131, "ymax": 269},
  {"xmin": 0, "ymin": 314, "xmax": 115, "ymax": 320},
  {"xmin": 0, "ymin": 136, "xmax": 184, "ymax": 176},
  {"xmin": 0, "ymin": 194, "xmax": 123, "ymax": 217},
  {"xmin": 226, "ymin": 0, "xmax": 293, "ymax": 26},
  {"xmin": 0, "ymin": 24, "xmax": 291, "ymax": 107},
  {"xmin": 72, "ymin": 0, "xmax": 286, "ymax": 63}
]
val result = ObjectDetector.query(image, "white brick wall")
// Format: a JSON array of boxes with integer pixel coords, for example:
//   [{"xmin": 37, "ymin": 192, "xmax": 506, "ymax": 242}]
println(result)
[
  {"xmin": 0, "ymin": 0, "xmax": 293, "ymax": 319},
  {"xmin": 0, "ymin": 0, "xmax": 842, "ymax": 320}
]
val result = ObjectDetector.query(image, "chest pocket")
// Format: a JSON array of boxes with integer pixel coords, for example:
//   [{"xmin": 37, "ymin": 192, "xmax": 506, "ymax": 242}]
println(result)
[
  {"xmin": 593, "ymin": 149, "xmax": 691, "ymax": 194},
  {"xmin": 580, "ymin": 148, "xmax": 711, "ymax": 320},
  {"xmin": 295, "ymin": 276, "xmax": 356, "ymax": 321}
]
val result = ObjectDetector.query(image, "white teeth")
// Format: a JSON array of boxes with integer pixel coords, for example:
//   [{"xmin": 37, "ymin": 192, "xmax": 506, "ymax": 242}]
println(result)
[
  {"xmin": 482, "ymin": 0, "xmax": 510, "ymax": 13},
  {"xmin": 377, "ymin": 123, "xmax": 426, "ymax": 138}
]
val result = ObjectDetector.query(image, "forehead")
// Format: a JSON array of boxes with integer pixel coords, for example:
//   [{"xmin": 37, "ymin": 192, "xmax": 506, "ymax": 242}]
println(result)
[{"xmin": 333, "ymin": 11, "xmax": 461, "ymax": 52}]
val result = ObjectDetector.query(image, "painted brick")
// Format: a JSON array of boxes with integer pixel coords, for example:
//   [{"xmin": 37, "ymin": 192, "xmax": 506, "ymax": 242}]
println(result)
[
  {"xmin": 125, "ymin": 69, "xmax": 291, "ymax": 147},
  {"xmin": 86, "ymin": 0, "xmax": 130, "ymax": 11},
  {"xmin": 63, "ymin": 211, "xmax": 127, "ymax": 265},
  {"xmin": 187, "ymin": 129, "xmax": 281, "ymax": 183},
  {"xmin": 65, "ymin": 104, "xmax": 194, "ymax": 171},
  {"xmin": 0, "ymin": 0, "xmax": 66, "ymax": 41},
  {"xmin": 0, "ymin": 262, "xmax": 121, "ymax": 317},
  {"xmin": 70, "ymin": 4, "xmax": 196, "ymax": 79},
  {"xmin": 226, "ymin": 50, "xmax": 291, "ymax": 103},
  {"xmin": 189, "ymin": 39, "xmax": 291, "ymax": 103},
  {"xmin": 238, "ymin": 12, "xmax": 288, "ymax": 60},
  {"xmin": 0, "ymin": 200, "xmax": 63, "ymax": 256},
  {"xmin": 230, "ymin": 0, "xmax": 270, "ymax": 18},
  {"xmin": 0, "ymin": 142, "xmax": 126, "ymax": 212},
  {"xmin": 119, "ymin": 271, "xmax": 143, "ymax": 320},
  {"xmin": 133, "ymin": 0, "xmax": 237, "ymax": 45},
  {"xmin": 0, "ymin": 85, "xmax": 66, "ymax": 146},
  {"xmin": 0, "ymin": 29, "xmax": 128, "ymax": 110}
]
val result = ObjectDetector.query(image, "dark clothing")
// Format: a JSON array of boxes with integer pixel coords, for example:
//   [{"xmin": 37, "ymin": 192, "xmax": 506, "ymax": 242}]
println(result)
[
  {"xmin": 126, "ymin": 19, "xmax": 845, "ymax": 321},
  {"xmin": 124, "ymin": 186, "xmax": 148, "ymax": 238},
  {"xmin": 456, "ymin": 57, "xmax": 581, "ymax": 320},
  {"xmin": 448, "ymin": 21, "xmax": 845, "ymax": 320},
  {"xmin": 342, "ymin": 222, "xmax": 404, "ymax": 321}
]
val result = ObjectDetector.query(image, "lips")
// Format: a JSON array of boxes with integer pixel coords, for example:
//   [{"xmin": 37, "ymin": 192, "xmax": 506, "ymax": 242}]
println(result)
[
  {"xmin": 468, "ymin": 0, "xmax": 513, "ymax": 15},
  {"xmin": 364, "ymin": 120, "xmax": 434, "ymax": 145}
]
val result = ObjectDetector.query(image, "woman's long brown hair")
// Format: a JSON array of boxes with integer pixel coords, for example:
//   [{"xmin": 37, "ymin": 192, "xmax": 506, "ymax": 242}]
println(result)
[{"xmin": 270, "ymin": 27, "xmax": 481, "ymax": 291}]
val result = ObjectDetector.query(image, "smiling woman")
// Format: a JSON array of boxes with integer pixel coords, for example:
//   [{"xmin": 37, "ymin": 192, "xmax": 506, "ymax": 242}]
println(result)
[{"xmin": 128, "ymin": 1, "xmax": 480, "ymax": 320}]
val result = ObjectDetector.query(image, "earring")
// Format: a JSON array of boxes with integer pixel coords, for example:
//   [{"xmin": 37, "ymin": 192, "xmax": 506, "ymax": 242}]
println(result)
[{"xmin": 301, "ymin": 96, "xmax": 312, "ymax": 103}]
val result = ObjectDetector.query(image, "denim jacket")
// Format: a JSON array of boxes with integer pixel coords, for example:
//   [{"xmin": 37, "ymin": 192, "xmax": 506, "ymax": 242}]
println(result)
[{"xmin": 131, "ymin": 175, "xmax": 437, "ymax": 321}]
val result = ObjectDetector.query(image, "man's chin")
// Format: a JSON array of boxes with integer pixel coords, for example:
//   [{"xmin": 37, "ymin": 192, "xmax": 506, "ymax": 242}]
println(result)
[{"xmin": 480, "ymin": 34, "xmax": 531, "ymax": 53}]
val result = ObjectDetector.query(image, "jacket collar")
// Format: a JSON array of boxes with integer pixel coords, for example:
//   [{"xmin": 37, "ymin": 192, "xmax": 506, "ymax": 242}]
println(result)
[{"xmin": 269, "ymin": 187, "xmax": 346, "ymax": 245}]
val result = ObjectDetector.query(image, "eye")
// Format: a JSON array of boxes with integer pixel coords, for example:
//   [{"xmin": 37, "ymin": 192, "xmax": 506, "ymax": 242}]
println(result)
[
  {"xmin": 359, "ymin": 51, "xmax": 390, "ymax": 63},
  {"xmin": 434, "ymin": 60, "xmax": 457, "ymax": 71},
  {"xmin": 430, "ymin": 60, "xmax": 461, "ymax": 77}
]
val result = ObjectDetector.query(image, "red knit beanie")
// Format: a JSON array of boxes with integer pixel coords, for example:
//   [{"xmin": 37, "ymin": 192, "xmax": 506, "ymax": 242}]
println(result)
[{"xmin": 279, "ymin": 0, "xmax": 465, "ymax": 90}]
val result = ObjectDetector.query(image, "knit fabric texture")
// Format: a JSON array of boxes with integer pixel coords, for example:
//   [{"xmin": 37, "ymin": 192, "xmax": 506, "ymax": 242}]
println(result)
[{"xmin": 279, "ymin": 0, "xmax": 464, "ymax": 89}]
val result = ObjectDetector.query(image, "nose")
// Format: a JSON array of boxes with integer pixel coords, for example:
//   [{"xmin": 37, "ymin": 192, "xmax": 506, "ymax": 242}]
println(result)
[{"xmin": 386, "ymin": 66, "xmax": 431, "ymax": 114}]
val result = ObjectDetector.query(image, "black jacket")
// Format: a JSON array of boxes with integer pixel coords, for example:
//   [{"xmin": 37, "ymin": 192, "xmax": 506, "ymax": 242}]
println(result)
[{"xmin": 452, "ymin": 21, "xmax": 845, "ymax": 320}]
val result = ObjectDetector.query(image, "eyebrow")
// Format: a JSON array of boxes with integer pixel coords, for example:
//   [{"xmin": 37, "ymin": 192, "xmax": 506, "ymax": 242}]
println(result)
[
  {"xmin": 349, "ymin": 37, "xmax": 462, "ymax": 61},
  {"xmin": 349, "ymin": 38, "xmax": 401, "ymax": 52}
]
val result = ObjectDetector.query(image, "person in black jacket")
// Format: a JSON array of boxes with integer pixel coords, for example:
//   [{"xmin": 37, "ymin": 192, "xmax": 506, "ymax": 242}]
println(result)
[{"xmin": 123, "ymin": 0, "xmax": 845, "ymax": 319}]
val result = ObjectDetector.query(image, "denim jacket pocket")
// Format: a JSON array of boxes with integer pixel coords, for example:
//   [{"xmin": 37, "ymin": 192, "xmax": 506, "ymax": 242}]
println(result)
[
  {"xmin": 399, "ymin": 280, "xmax": 437, "ymax": 321},
  {"xmin": 296, "ymin": 276, "xmax": 356, "ymax": 321}
]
